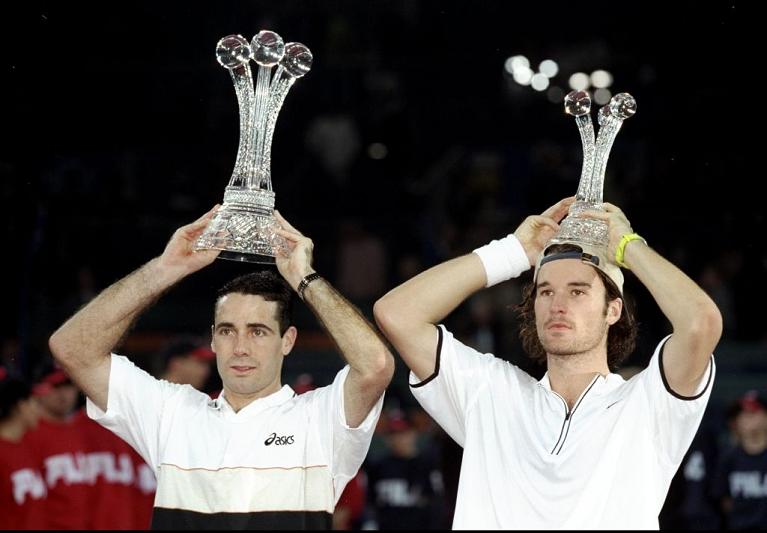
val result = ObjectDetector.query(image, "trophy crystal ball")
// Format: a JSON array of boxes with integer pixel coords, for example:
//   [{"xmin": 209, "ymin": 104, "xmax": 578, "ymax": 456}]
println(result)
[
  {"xmin": 547, "ymin": 90, "xmax": 636, "ymax": 248},
  {"xmin": 195, "ymin": 30, "xmax": 313, "ymax": 263}
]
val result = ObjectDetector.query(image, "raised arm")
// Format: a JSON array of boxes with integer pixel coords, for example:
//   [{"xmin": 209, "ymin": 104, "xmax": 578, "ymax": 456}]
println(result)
[
  {"xmin": 48, "ymin": 206, "xmax": 220, "ymax": 411},
  {"xmin": 586, "ymin": 203, "xmax": 722, "ymax": 396},
  {"xmin": 374, "ymin": 197, "xmax": 574, "ymax": 381},
  {"xmin": 273, "ymin": 211, "xmax": 394, "ymax": 428}
]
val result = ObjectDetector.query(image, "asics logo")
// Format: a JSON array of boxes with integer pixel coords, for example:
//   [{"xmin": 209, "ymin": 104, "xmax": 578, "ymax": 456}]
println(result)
[{"xmin": 264, "ymin": 432, "xmax": 295, "ymax": 446}]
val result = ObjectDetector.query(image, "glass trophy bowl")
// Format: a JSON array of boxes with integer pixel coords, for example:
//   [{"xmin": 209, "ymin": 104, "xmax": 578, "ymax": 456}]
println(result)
[
  {"xmin": 195, "ymin": 187, "xmax": 286, "ymax": 263},
  {"xmin": 195, "ymin": 31, "xmax": 312, "ymax": 264}
]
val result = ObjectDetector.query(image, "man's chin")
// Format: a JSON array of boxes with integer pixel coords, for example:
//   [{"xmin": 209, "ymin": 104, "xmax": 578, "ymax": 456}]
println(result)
[{"xmin": 541, "ymin": 341, "xmax": 576, "ymax": 357}]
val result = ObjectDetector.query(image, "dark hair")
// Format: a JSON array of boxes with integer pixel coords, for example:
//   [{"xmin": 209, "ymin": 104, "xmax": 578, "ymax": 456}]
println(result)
[
  {"xmin": 215, "ymin": 270, "xmax": 293, "ymax": 335},
  {"xmin": 0, "ymin": 372, "xmax": 32, "ymax": 422},
  {"xmin": 516, "ymin": 245, "xmax": 638, "ymax": 371}
]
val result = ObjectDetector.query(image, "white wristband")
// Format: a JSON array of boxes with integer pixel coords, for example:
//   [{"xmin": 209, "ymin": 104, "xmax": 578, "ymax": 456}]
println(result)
[{"xmin": 473, "ymin": 234, "xmax": 531, "ymax": 287}]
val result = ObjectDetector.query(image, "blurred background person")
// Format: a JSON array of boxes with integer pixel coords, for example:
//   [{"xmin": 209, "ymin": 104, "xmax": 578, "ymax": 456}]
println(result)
[
  {"xmin": 364, "ymin": 409, "xmax": 445, "ymax": 530},
  {"xmin": 159, "ymin": 335, "xmax": 216, "ymax": 394},
  {"xmin": 27, "ymin": 364, "xmax": 91, "ymax": 529},
  {"xmin": 659, "ymin": 408, "xmax": 724, "ymax": 530},
  {"xmin": 29, "ymin": 362, "xmax": 156, "ymax": 529},
  {"xmin": 0, "ymin": 367, "xmax": 46, "ymax": 529},
  {"xmin": 713, "ymin": 390, "xmax": 767, "ymax": 529}
]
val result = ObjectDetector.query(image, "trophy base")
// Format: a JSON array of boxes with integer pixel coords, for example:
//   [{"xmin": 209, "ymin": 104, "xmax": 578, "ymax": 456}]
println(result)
[
  {"xmin": 218, "ymin": 250, "xmax": 276, "ymax": 264},
  {"xmin": 548, "ymin": 217, "xmax": 609, "ymax": 248},
  {"xmin": 194, "ymin": 188, "xmax": 287, "ymax": 264},
  {"xmin": 548, "ymin": 201, "xmax": 609, "ymax": 248}
]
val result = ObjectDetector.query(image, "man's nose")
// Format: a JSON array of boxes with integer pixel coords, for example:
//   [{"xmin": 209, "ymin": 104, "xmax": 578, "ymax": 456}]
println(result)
[
  {"xmin": 233, "ymin": 334, "xmax": 249, "ymax": 356},
  {"xmin": 550, "ymin": 293, "xmax": 568, "ymax": 314}
]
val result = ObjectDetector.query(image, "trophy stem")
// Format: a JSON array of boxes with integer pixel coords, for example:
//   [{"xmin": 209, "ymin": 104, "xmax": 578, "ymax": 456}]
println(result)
[
  {"xmin": 271, "ymin": 65, "xmax": 285, "ymax": 91},
  {"xmin": 249, "ymin": 65, "xmax": 273, "ymax": 189},
  {"xmin": 573, "ymin": 115, "xmax": 596, "ymax": 203},
  {"xmin": 257, "ymin": 75, "xmax": 296, "ymax": 189},
  {"xmin": 228, "ymin": 64, "xmax": 256, "ymax": 188},
  {"xmin": 591, "ymin": 116, "xmax": 623, "ymax": 205}
]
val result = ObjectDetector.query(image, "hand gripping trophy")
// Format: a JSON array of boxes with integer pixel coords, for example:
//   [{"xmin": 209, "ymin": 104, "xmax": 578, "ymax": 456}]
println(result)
[
  {"xmin": 542, "ymin": 90, "xmax": 636, "ymax": 276},
  {"xmin": 195, "ymin": 30, "xmax": 312, "ymax": 263}
]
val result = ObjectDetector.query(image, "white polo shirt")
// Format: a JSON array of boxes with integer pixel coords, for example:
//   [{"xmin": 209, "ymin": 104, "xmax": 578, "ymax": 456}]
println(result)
[
  {"xmin": 410, "ymin": 326, "xmax": 715, "ymax": 530},
  {"xmin": 87, "ymin": 354, "xmax": 383, "ymax": 530}
]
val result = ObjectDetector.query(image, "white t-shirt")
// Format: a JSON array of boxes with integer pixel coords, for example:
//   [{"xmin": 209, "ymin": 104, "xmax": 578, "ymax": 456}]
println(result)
[
  {"xmin": 410, "ymin": 326, "xmax": 715, "ymax": 530},
  {"xmin": 87, "ymin": 354, "xmax": 383, "ymax": 529}
]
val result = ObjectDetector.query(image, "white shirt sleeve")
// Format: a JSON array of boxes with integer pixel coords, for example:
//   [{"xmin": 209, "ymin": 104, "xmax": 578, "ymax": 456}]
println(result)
[
  {"xmin": 86, "ymin": 354, "xmax": 186, "ymax": 472},
  {"xmin": 309, "ymin": 365, "xmax": 384, "ymax": 502},
  {"xmin": 634, "ymin": 335, "xmax": 716, "ymax": 466},
  {"xmin": 408, "ymin": 325, "xmax": 500, "ymax": 447}
]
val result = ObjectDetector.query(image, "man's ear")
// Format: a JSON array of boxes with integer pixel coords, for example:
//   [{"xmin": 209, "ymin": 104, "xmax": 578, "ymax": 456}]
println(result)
[
  {"xmin": 607, "ymin": 298, "xmax": 623, "ymax": 326},
  {"xmin": 282, "ymin": 326, "xmax": 298, "ymax": 356}
]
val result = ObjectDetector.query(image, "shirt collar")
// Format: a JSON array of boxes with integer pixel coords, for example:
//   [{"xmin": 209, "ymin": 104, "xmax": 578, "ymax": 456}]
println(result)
[
  {"xmin": 214, "ymin": 385, "xmax": 296, "ymax": 417},
  {"xmin": 538, "ymin": 371, "xmax": 623, "ymax": 396}
]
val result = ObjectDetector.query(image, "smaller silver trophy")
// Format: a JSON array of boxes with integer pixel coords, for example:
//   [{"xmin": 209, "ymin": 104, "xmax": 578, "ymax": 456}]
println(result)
[
  {"xmin": 547, "ymin": 90, "xmax": 636, "ymax": 247},
  {"xmin": 195, "ymin": 30, "xmax": 313, "ymax": 263}
]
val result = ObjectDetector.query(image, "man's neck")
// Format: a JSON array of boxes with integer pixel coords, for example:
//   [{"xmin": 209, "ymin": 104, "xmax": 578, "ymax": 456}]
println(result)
[
  {"xmin": 224, "ymin": 382, "xmax": 283, "ymax": 413},
  {"xmin": 546, "ymin": 350, "xmax": 610, "ymax": 409}
]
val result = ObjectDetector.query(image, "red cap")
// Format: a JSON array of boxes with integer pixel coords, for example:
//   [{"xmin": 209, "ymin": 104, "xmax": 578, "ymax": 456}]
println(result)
[
  {"xmin": 33, "ymin": 368, "xmax": 71, "ymax": 396},
  {"xmin": 190, "ymin": 346, "xmax": 216, "ymax": 362},
  {"xmin": 739, "ymin": 390, "xmax": 767, "ymax": 413},
  {"xmin": 293, "ymin": 373, "xmax": 316, "ymax": 395},
  {"xmin": 386, "ymin": 412, "xmax": 412, "ymax": 433}
]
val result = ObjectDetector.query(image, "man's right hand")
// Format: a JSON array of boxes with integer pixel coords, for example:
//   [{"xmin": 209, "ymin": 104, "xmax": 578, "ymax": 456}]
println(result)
[
  {"xmin": 513, "ymin": 197, "xmax": 574, "ymax": 266},
  {"xmin": 156, "ymin": 205, "xmax": 221, "ymax": 283}
]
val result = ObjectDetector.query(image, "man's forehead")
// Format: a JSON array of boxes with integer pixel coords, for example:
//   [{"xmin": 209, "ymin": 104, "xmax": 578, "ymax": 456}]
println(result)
[
  {"xmin": 536, "ymin": 258, "xmax": 600, "ymax": 286},
  {"xmin": 215, "ymin": 293, "xmax": 280, "ymax": 323}
]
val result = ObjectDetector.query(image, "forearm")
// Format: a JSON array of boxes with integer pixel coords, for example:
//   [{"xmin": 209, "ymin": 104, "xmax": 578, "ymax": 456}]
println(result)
[
  {"xmin": 302, "ymin": 277, "xmax": 392, "ymax": 378},
  {"xmin": 623, "ymin": 239, "xmax": 721, "ymax": 392},
  {"xmin": 49, "ymin": 257, "xmax": 182, "ymax": 368},
  {"xmin": 623, "ymin": 241, "xmax": 721, "ymax": 336},
  {"xmin": 376, "ymin": 253, "xmax": 487, "ymax": 328}
]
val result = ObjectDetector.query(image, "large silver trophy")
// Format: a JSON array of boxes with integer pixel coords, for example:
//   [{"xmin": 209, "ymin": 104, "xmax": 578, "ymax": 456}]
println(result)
[
  {"xmin": 195, "ymin": 31, "xmax": 313, "ymax": 263},
  {"xmin": 547, "ymin": 90, "xmax": 636, "ymax": 248}
]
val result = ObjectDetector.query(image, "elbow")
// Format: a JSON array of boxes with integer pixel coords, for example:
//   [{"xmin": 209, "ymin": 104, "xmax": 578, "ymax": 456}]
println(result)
[
  {"xmin": 701, "ymin": 302, "xmax": 724, "ymax": 343},
  {"xmin": 375, "ymin": 348, "xmax": 397, "ymax": 384},
  {"xmin": 361, "ymin": 347, "xmax": 396, "ymax": 389},
  {"xmin": 686, "ymin": 301, "xmax": 724, "ymax": 348},
  {"xmin": 48, "ymin": 330, "xmax": 67, "ymax": 364},
  {"xmin": 48, "ymin": 329, "xmax": 77, "ymax": 370},
  {"xmin": 373, "ymin": 297, "xmax": 400, "ymax": 338}
]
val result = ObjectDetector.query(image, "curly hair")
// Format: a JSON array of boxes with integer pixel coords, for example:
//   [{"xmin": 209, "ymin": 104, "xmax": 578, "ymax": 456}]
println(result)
[
  {"xmin": 516, "ymin": 247, "xmax": 638, "ymax": 371},
  {"xmin": 215, "ymin": 270, "xmax": 293, "ymax": 335}
]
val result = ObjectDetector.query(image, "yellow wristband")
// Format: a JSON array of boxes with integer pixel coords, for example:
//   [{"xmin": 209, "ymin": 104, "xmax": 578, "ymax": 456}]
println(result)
[{"xmin": 615, "ymin": 233, "xmax": 647, "ymax": 268}]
